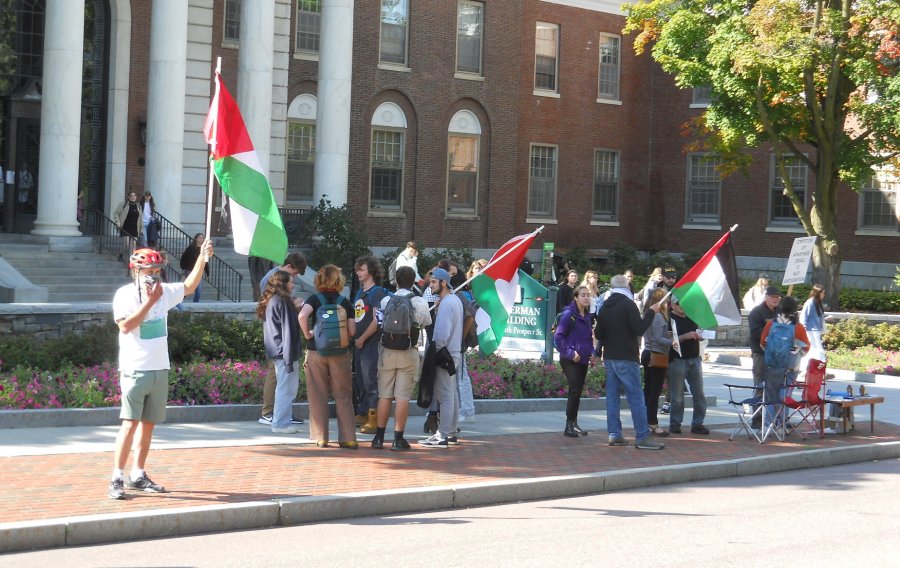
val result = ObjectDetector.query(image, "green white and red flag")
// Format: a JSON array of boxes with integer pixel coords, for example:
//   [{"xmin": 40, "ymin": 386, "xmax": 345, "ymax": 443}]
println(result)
[
  {"xmin": 671, "ymin": 230, "xmax": 741, "ymax": 329},
  {"xmin": 470, "ymin": 228, "xmax": 541, "ymax": 355},
  {"xmin": 203, "ymin": 71, "xmax": 287, "ymax": 264}
]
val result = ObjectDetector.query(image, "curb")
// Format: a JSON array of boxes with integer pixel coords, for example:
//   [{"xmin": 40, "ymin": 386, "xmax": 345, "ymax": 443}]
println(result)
[{"xmin": 2, "ymin": 440, "xmax": 898, "ymax": 553}]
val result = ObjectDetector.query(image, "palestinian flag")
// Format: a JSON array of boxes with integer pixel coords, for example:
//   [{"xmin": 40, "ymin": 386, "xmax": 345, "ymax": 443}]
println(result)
[
  {"xmin": 671, "ymin": 230, "xmax": 741, "ymax": 329},
  {"xmin": 203, "ymin": 72, "xmax": 288, "ymax": 264},
  {"xmin": 470, "ymin": 229, "xmax": 540, "ymax": 355}
]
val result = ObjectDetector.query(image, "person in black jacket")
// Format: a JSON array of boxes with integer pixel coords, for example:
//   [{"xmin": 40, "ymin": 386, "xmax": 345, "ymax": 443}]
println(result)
[
  {"xmin": 556, "ymin": 269, "xmax": 578, "ymax": 313},
  {"xmin": 594, "ymin": 274, "xmax": 665, "ymax": 450},
  {"xmin": 179, "ymin": 233, "xmax": 209, "ymax": 302}
]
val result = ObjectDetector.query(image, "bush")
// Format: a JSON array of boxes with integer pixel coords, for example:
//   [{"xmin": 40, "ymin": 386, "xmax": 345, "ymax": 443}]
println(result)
[
  {"xmin": 823, "ymin": 318, "xmax": 900, "ymax": 351},
  {"xmin": 299, "ymin": 198, "xmax": 371, "ymax": 276},
  {"xmin": 838, "ymin": 288, "xmax": 900, "ymax": 313},
  {"xmin": 607, "ymin": 241, "xmax": 638, "ymax": 274},
  {"xmin": 0, "ymin": 324, "xmax": 118, "ymax": 370}
]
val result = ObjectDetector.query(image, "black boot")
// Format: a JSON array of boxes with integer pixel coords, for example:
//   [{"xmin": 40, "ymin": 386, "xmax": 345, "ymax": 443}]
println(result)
[
  {"xmin": 424, "ymin": 411, "xmax": 439, "ymax": 434},
  {"xmin": 573, "ymin": 422, "xmax": 588, "ymax": 436},
  {"xmin": 564, "ymin": 420, "xmax": 579, "ymax": 438}
]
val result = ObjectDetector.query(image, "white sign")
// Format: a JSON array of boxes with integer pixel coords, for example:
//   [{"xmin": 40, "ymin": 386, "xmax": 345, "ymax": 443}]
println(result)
[{"xmin": 782, "ymin": 236, "xmax": 817, "ymax": 285}]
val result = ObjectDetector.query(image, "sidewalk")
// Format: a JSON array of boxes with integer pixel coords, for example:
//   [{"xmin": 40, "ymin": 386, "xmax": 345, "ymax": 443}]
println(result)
[{"xmin": 2, "ymin": 364, "xmax": 898, "ymax": 553}]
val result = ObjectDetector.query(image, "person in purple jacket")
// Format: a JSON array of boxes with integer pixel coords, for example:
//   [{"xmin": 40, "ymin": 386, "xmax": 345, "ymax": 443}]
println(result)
[{"xmin": 554, "ymin": 285, "xmax": 596, "ymax": 438}]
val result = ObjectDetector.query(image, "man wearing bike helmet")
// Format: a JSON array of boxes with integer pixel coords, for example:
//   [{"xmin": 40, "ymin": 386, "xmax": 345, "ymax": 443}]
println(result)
[{"xmin": 108, "ymin": 240, "xmax": 213, "ymax": 499}]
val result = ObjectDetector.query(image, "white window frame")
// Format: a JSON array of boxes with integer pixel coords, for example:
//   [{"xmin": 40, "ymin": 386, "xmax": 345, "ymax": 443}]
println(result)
[
  {"xmin": 446, "ymin": 110, "xmax": 482, "ymax": 216},
  {"xmin": 768, "ymin": 154, "xmax": 808, "ymax": 227},
  {"xmin": 591, "ymin": 149, "xmax": 619, "ymax": 222},
  {"xmin": 455, "ymin": 1, "xmax": 484, "ymax": 78},
  {"xmin": 379, "ymin": 0, "xmax": 410, "ymax": 70},
  {"xmin": 534, "ymin": 22, "xmax": 559, "ymax": 96},
  {"xmin": 597, "ymin": 33, "xmax": 620, "ymax": 103},
  {"xmin": 691, "ymin": 85, "xmax": 713, "ymax": 108},
  {"xmin": 684, "ymin": 153, "xmax": 722, "ymax": 227},
  {"xmin": 527, "ymin": 144, "xmax": 558, "ymax": 221},
  {"xmin": 223, "ymin": 0, "xmax": 241, "ymax": 46},
  {"xmin": 857, "ymin": 165, "xmax": 900, "ymax": 235},
  {"xmin": 295, "ymin": 0, "xmax": 322, "ymax": 59},
  {"xmin": 368, "ymin": 102, "xmax": 408, "ymax": 213}
]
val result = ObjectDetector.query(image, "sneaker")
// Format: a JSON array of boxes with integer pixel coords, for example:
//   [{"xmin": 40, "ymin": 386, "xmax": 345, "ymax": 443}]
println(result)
[
  {"xmin": 258, "ymin": 414, "xmax": 272, "ymax": 425},
  {"xmin": 126, "ymin": 473, "xmax": 166, "ymax": 493},
  {"xmin": 272, "ymin": 426, "xmax": 300, "ymax": 434},
  {"xmin": 391, "ymin": 438, "xmax": 412, "ymax": 451},
  {"xmin": 419, "ymin": 434, "xmax": 449, "ymax": 449},
  {"xmin": 108, "ymin": 478, "xmax": 126, "ymax": 500},
  {"xmin": 660, "ymin": 402, "xmax": 671, "ymax": 414},
  {"xmin": 608, "ymin": 436, "xmax": 629, "ymax": 446},
  {"xmin": 291, "ymin": 417, "xmax": 304, "ymax": 425},
  {"xmin": 635, "ymin": 437, "xmax": 665, "ymax": 450},
  {"xmin": 446, "ymin": 435, "xmax": 459, "ymax": 445},
  {"xmin": 690, "ymin": 425, "xmax": 710, "ymax": 435}
]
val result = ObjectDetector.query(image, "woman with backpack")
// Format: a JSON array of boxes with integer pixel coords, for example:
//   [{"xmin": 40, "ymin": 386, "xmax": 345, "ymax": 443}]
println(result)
[
  {"xmin": 640, "ymin": 287, "xmax": 673, "ymax": 437},
  {"xmin": 257, "ymin": 271, "xmax": 302, "ymax": 434},
  {"xmin": 298, "ymin": 265, "xmax": 358, "ymax": 448},
  {"xmin": 554, "ymin": 284, "xmax": 595, "ymax": 438},
  {"xmin": 760, "ymin": 296, "xmax": 810, "ymax": 434}
]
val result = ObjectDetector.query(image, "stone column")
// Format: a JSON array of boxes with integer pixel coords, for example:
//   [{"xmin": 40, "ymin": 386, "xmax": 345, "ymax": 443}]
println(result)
[
  {"xmin": 238, "ymin": 0, "xmax": 275, "ymax": 176},
  {"xmin": 144, "ymin": 0, "xmax": 188, "ymax": 225},
  {"xmin": 314, "ymin": 0, "xmax": 354, "ymax": 206},
  {"xmin": 31, "ymin": 0, "xmax": 85, "ymax": 237}
]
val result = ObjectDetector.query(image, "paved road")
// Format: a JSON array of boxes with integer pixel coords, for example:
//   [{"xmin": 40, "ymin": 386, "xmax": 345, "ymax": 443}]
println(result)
[{"xmin": 4, "ymin": 458, "xmax": 897, "ymax": 567}]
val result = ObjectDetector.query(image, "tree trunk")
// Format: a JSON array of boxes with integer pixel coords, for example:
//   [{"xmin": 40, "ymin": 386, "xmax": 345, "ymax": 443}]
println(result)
[{"xmin": 811, "ymin": 243, "xmax": 841, "ymax": 310}]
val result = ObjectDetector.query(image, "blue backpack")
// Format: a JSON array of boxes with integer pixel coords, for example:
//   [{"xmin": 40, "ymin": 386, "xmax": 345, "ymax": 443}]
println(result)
[{"xmin": 765, "ymin": 321, "xmax": 796, "ymax": 369}]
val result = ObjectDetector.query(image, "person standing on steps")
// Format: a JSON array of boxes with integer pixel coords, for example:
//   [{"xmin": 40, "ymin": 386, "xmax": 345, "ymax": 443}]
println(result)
[
  {"xmin": 108, "ymin": 241, "xmax": 212, "ymax": 500},
  {"xmin": 554, "ymin": 284, "xmax": 595, "ymax": 438},
  {"xmin": 115, "ymin": 192, "xmax": 143, "ymax": 265}
]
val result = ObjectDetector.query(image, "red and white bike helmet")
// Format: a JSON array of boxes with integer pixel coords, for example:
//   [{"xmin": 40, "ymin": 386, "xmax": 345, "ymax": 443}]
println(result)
[{"xmin": 129, "ymin": 248, "xmax": 166, "ymax": 269}]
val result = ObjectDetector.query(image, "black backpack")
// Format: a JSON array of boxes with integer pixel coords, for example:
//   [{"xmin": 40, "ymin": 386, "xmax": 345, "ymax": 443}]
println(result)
[{"xmin": 381, "ymin": 293, "xmax": 419, "ymax": 350}]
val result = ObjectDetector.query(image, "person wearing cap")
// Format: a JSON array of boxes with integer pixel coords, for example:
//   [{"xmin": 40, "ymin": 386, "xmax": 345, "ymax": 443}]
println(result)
[
  {"xmin": 742, "ymin": 273, "xmax": 770, "ymax": 309},
  {"xmin": 662, "ymin": 267, "xmax": 678, "ymax": 290},
  {"xmin": 108, "ymin": 240, "xmax": 213, "ymax": 500},
  {"xmin": 668, "ymin": 296, "xmax": 710, "ymax": 435},
  {"xmin": 419, "ymin": 267, "xmax": 464, "ymax": 448},
  {"xmin": 748, "ymin": 286, "xmax": 782, "ymax": 390}
]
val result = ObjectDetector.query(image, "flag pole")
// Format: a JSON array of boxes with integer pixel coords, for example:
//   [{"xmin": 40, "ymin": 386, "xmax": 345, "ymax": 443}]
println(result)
[
  {"xmin": 452, "ymin": 225, "xmax": 544, "ymax": 292},
  {"xmin": 204, "ymin": 57, "xmax": 222, "ymax": 250}
]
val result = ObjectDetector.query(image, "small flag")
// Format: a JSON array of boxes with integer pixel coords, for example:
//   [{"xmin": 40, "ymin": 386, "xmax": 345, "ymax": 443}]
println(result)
[
  {"xmin": 203, "ymin": 72, "xmax": 288, "ymax": 265},
  {"xmin": 671, "ymin": 231, "xmax": 741, "ymax": 329},
  {"xmin": 471, "ymin": 229, "xmax": 540, "ymax": 355}
]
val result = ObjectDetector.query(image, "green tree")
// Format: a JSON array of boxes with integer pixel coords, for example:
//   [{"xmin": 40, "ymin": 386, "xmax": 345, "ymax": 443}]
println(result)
[{"xmin": 624, "ymin": 0, "xmax": 900, "ymax": 308}]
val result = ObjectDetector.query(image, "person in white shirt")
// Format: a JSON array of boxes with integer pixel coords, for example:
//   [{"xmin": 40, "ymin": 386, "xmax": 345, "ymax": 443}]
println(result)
[{"xmin": 107, "ymin": 242, "xmax": 212, "ymax": 500}]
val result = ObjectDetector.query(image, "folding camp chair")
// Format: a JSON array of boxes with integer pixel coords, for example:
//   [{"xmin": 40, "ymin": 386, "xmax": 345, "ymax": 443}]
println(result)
[
  {"xmin": 784, "ymin": 358, "xmax": 827, "ymax": 439},
  {"xmin": 725, "ymin": 382, "xmax": 783, "ymax": 444}
]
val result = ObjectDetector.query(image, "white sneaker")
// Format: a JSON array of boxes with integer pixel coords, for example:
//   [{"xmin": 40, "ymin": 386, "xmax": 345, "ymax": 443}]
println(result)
[
  {"xmin": 272, "ymin": 426, "xmax": 300, "ymax": 434},
  {"xmin": 418, "ymin": 434, "xmax": 449, "ymax": 449}
]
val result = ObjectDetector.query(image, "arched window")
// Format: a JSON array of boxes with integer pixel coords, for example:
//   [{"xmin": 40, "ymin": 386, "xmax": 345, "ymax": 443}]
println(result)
[
  {"xmin": 446, "ymin": 110, "xmax": 481, "ymax": 215},
  {"xmin": 369, "ymin": 102, "xmax": 407, "ymax": 210},
  {"xmin": 286, "ymin": 94, "xmax": 317, "ymax": 205}
]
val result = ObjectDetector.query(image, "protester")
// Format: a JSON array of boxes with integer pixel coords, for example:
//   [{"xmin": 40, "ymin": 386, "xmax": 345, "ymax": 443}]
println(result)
[
  {"xmin": 667, "ymin": 297, "xmax": 709, "ymax": 435},
  {"xmin": 800, "ymin": 283, "xmax": 827, "ymax": 361},
  {"xmin": 115, "ymin": 191, "xmax": 143, "ymax": 264},
  {"xmin": 372, "ymin": 266, "xmax": 431, "ymax": 450},
  {"xmin": 249, "ymin": 256, "xmax": 274, "ymax": 302},
  {"xmin": 748, "ymin": 286, "xmax": 782, "ymax": 388},
  {"xmin": 298, "ymin": 265, "xmax": 358, "ymax": 448},
  {"xmin": 140, "ymin": 193, "xmax": 156, "ymax": 247},
  {"xmin": 179, "ymin": 233, "xmax": 209, "ymax": 303},
  {"xmin": 108, "ymin": 242, "xmax": 212, "ymax": 499},
  {"xmin": 557, "ymin": 269, "xmax": 578, "ymax": 313},
  {"xmin": 257, "ymin": 271, "xmax": 302, "ymax": 434},
  {"xmin": 594, "ymin": 274, "xmax": 664, "ymax": 450},
  {"xmin": 554, "ymin": 284, "xmax": 595, "ymax": 437},
  {"xmin": 641, "ymin": 287, "xmax": 673, "ymax": 437},
  {"xmin": 352, "ymin": 256, "xmax": 388, "ymax": 434},
  {"xmin": 742, "ymin": 273, "xmax": 770, "ymax": 309},
  {"xmin": 635, "ymin": 267, "xmax": 663, "ymax": 308},
  {"xmin": 760, "ymin": 296, "xmax": 810, "ymax": 433},
  {"xmin": 580, "ymin": 270, "xmax": 601, "ymax": 313}
]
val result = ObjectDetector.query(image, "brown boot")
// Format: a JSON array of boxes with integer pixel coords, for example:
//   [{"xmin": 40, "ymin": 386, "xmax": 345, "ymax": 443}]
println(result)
[{"xmin": 359, "ymin": 409, "xmax": 378, "ymax": 434}]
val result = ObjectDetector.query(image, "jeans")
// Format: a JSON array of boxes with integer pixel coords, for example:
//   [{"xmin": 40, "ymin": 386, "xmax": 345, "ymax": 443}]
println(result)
[
  {"xmin": 272, "ymin": 359, "xmax": 299, "ymax": 429},
  {"xmin": 763, "ymin": 367, "xmax": 795, "ymax": 430},
  {"xmin": 457, "ymin": 354, "xmax": 475, "ymax": 418},
  {"xmin": 604, "ymin": 359, "xmax": 651, "ymax": 441},
  {"xmin": 668, "ymin": 357, "xmax": 707, "ymax": 428},
  {"xmin": 353, "ymin": 339, "xmax": 379, "ymax": 415},
  {"xmin": 560, "ymin": 358, "xmax": 588, "ymax": 421}
]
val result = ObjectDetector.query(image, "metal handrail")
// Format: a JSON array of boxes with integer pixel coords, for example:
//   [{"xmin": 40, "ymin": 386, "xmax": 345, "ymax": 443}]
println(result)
[
  {"xmin": 152, "ymin": 211, "xmax": 243, "ymax": 302},
  {"xmin": 80, "ymin": 208, "xmax": 179, "ymax": 283},
  {"xmin": 278, "ymin": 206, "xmax": 314, "ymax": 248}
]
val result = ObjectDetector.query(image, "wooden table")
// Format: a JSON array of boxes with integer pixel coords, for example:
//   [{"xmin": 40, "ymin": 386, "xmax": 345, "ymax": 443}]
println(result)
[{"xmin": 825, "ymin": 396, "xmax": 885, "ymax": 433}]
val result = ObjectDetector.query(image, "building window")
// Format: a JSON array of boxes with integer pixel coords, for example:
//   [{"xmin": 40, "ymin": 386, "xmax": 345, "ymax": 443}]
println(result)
[
  {"xmin": 770, "ymin": 155, "xmax": 808, "ymax": 223},
  {"xmin": 686, "ymin": 153, "xmax": 721, "ymax": 224},
  {"xmin": 456, "ymin": 1, "xmax": 483, "ymax": 75},
  {"xmin": 692, "ymin": 85, "xmax": 713, "ymax": 106},
  {"xmin": 370, "ymin": 130, "xmax": 404, "ymax": 208},
  {"xmin": 598, "ymin": 34, "xmax": 620, "ymax": 100},
  {"xmin": 224, "ymin": 0, "xmax": 241, "ymax": 45},
  {"xmin": 296, "ymin": 0, "xmax": 321, "ymax": 54},
  {"xmin": 860, "ymin": 167, "xmax": 899, "ymax": 230},
  {"xmin": 528, "ymin": 145, "xmax": 557, "ymax": 218},
  {"xmin": 446, "ymin": 111, "xmax": 482, "ymax": 215},
  {"xmin": 534, "ymin": 22, "xmax": 559, "ymax": 92},
  {"xmin": 286, "ymin": 122, "xmax": 315, "ymax": 204},
  {"xmin": 380, "ymin": 0, "xmax": 409, "ymax": 66},
  {"xmin": 592, "ymin": 150, "xmax": 618, "ymax": 221}
]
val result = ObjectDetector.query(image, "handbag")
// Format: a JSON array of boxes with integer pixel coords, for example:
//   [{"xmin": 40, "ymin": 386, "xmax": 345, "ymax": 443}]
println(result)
[{"xmin": 649, "ymin": 351, "xmax": 669, "ymax": 369}]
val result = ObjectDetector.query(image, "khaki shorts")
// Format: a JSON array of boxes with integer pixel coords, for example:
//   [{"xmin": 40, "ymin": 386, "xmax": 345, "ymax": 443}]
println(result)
[
  {"xmin": 119, "ymin": 369, "xmax": 169, "ymax": 424},
  {"xmin": 377, "ymin": 346, "xmax": 419, "ymax": 401}
]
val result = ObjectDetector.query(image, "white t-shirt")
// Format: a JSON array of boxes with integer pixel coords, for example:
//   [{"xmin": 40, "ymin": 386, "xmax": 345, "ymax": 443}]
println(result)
[{"xmin": 113, "ymin": 281, "xmax": 185, "ymax": 372}]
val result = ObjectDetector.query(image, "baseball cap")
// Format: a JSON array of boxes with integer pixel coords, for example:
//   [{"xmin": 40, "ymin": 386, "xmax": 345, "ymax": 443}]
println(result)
[
  {"xmin": 765, "ymin": 286, "xmax": 782, "ymax": 297},
  {"xmin": 431, "ymin": 268, "xmax": 452, "ymax": 285},
  {"xmin": 664, "ymin": 267, "xmax": 677, "ymax": 277}
]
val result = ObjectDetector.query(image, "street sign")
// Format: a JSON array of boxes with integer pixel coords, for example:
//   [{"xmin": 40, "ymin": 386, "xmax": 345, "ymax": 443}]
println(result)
[{"xmin": 782, "ymin": 236, "xmax": 817, "ymax": 285}]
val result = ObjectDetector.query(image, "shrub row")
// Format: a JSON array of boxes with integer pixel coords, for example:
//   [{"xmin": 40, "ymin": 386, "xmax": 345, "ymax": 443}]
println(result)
[{"xmin": 823, "ymin": 318, "xmax": 900, "ymax": 351}]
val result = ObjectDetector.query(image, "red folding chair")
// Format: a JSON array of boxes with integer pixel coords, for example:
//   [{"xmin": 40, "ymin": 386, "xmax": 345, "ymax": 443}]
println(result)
[{"xmin": 784, "ymin": 358, "xmax": 827, "ymax": 439}]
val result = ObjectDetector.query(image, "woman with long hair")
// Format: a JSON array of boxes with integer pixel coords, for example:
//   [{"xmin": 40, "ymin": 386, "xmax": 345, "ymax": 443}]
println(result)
[
  {"xmin": 800, "ymin": 283, "xmax": 827, "ymax": 361},
  {"xmin": 742, "ymin": 273, "xmax": 770, "ymax": 309},
  {"xmin": 257, "ymin": 270, "xmax": 302, "ymax": 434},
  {"xmin": 557, "ymin": 269, "xmax": 578, "ymax": 313},
  {"xmin": 579, "ymin": 270, "xmax": 600, "ymax": 313},
  {"xmin": 641, "ymin": 287, "xmax": 673, "ymax": 437},
  {"xmin": 298, "ymin": 264, "xmax": 358, "ymax": 448},
  {"xmin": 554, "ymin": 284, "xmax": 595, "ymax": 437}
]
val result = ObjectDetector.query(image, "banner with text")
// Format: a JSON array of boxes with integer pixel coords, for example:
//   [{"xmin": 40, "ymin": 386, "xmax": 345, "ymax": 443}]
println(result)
[{"xmin": 498, "ymin": 270, "xmax": 549, "ymax": 353}]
